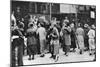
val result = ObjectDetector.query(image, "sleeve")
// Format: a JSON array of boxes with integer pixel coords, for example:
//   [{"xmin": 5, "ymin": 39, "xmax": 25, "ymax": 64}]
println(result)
[
  {"xmin": 11, "ymin": 14, "xmax": 16, "ymax": 26},
  {"xmin": 82, "ymin": 29, "xmax": 85, "ymax": 36},
  {"xmin": 87, "ymin": 30, "xmax": 90, "ymax": 36},
  {"xmin": 93, "ymin": 30, "xmax": 95, "ymax": 37},
  {"xmin": 61, "ymin": 26, "xmax": 65, "ymax": 34},
  {"xmin": 44, "ymin": 28, "xmax": 47, "ymax": 36},
  {"xmin": 75, "ymin": 29, "xmax": 78, "ymax": 35},
  {"xmin": 36, "ymin": 28, "xmax": 39, "ymax": 34},
  {"xmin": 60, "ymin": 30, "xmax": 63, "ymax": 36},
  {"xmin": 57, "ymin": 29, "xmax": 59, "ymax": 37},
  {"xmin": 68, "ymin": 26, "xmax": 71, "ymax": 32},
  {"xmin": 17, "ymin": 29, "xmax": 23, "ymax": 37},
  {"xmin": 55, "ymin": 28, "xmax": 59, "ymax": 37}
]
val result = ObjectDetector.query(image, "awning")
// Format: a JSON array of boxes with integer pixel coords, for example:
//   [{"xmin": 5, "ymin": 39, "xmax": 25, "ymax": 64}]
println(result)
[{"xmin": 13, "ymin": 0, "xmax": 96, "ymax": 5}]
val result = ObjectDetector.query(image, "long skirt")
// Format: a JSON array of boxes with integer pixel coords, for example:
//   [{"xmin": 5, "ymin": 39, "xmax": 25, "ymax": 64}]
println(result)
[
  {"xmin": 51, "ymin": 39, "xmax": 59, "ymax": 55},
  {"xmin": 70, "ymin": 38, "xmax": 76, "ymax": 49},
  {"xmin": 84, "ymin": 36, "xmax": 89, "ymax": 49},
  {"xmin": 27, "ymin": 45, "xmax": 37, "ymax": 56},
  {"xmin": 64, "ymin": 34, "xmax": 71, "ymax": 46},
  {"xmin": 63, "ymin": 34, "xmax": 71, "ymax": 53},
  {"xmin": 89, "ymin": 38, "xmax": 95, "ymax": 50},
  {"xmin": 77, "ymin": 35, "xmax": 84, "ymax": 50},
  {"xmin": 40, "ymin": 39, "xmax": 46, "ymax": 54},
  {"xmin": 27, "ymin": 36, "xmax": 38, "ymax": 54}
]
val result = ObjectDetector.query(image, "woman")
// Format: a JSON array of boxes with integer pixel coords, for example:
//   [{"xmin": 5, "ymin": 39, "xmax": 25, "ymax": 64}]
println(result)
[
  {"xmin": 36, "ymin": 23, "xmax": 46, "ymax": 57},
  {"xmin": 50, "ymin": 24, "xmax": 59, "ymax": 62},
  {"xmin": 62, "ymin": 23, "xmax": 71, "ymax": 56},
  {"xmin": 76, "ymin": 24, "xmax": 85, "ymax": 54},
  {"xmin": 84, "ymin": 24, "xmax": 89, "ymax": 50},
  {"xmin": 26, "ymin": 22, "xmax": 37, "ymax": 60},
  {"xmin": 70, "ymin": 23, "xmax": 76, "ymax": 52}
]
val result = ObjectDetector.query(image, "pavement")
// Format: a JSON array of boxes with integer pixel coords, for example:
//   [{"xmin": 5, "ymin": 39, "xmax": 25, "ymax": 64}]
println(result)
[{"xmin": 23, "ymin": 48, "xmax": 95, "ymax": 65}]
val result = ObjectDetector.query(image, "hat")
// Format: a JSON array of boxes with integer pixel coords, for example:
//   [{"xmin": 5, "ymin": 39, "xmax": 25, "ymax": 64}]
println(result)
[
  {"xmin": 18, "ymin": 22, "xmax": 24, "ymax": 28},
  {"xmin": 70, "ymin": 23, "xmax": 74, "ymax": 28},
  {"xmin": 28, "ymin": 22, "xmax": 34, "ymax": 28},
  {"xmin": 91, "ymin": 24, "xmax": 96, "ymax": 29},
  {"xmin": 84, "ymin": 24, "xmax": 89, "ymax": 27},
  {"xmin": 39, "ymin": 16, "xmax": 46, "ymax": 21}
]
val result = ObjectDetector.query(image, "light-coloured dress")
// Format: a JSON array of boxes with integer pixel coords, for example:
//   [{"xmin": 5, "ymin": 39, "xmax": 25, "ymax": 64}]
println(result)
[
  {"xmin": 76, "ymin": 27, "xmax": 84, "ymax": 50},
  {"xmin": 37, "ymin": 27, "xmax": 46, "ymax": 54}
]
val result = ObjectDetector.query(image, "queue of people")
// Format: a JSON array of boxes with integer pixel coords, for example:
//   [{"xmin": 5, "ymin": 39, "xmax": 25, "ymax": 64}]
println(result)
[{"xmin": 11, "ymin": 12, "xmax": 96, "ymax": 66}]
